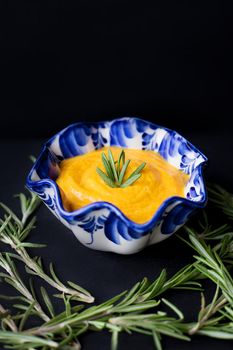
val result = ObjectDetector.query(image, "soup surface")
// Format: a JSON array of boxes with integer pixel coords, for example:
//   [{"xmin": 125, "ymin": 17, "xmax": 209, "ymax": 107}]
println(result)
[{"xmin": 56, "ymin": 147, "xmax": 189, "ymax": 224}]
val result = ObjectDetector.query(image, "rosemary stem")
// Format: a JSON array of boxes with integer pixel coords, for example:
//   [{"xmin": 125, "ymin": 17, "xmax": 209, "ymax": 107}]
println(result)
[
  {"xmin": 188, "ymin": 296, "xmax": 228, "ymax": 335},
  {"xmin": 5, "ymin": 234, "xmax": 94, "ymax": 304},
  {"xmin": 0, "ymin": 192, "xmax": 94, "ymax": 304},
  {"xmin": 0, "ymin": 253, "xmax": 50, "ymax": 322},
  {"xmin": 28, "ymin": 310, "xmax": 112, "ymax": 336}
]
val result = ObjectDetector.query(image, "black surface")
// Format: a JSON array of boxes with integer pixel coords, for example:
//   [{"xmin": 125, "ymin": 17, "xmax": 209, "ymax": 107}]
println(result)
[
  {"xmin": 0, "ymin": 129, "xmax": 232, "ymax": 349},
  {"xmin": 0, "ymin": 1, "xmax": 233, "ymax": 137},
  {"xmin": 1, "ymin": 1, "xmax": 232, "ymax": 348}
]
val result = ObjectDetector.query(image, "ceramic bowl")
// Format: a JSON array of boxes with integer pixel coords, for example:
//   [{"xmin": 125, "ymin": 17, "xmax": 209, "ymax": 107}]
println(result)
[{"xmin": 26, "ymin": 117, "xmax": 207, "ymax": 254}]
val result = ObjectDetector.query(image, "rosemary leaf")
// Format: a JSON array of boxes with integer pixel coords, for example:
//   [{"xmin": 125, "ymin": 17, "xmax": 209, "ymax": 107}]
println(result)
[
  {"xmin": 108, "ymin": 149, "xmax": 119, "ymax": 183},
  {"xmin": 96, "ymin": 167, "xmax": 117, "ymax": 188},
  {"xmin": 120, "ymin": 174, "xmax": 141, "ymax": 188},
  {"xmin": 19, "ymin": 301, "xmax": 36, "ymax": 331},
  {"xmin": 101, "ymin": 153, "xmax": 115, "ymax": 181},
  {"xmin": 40, "ymin": 287, "xmax": 55, "ymax": 318},
  {"xmin": 117, "ymin": 149, "xmax": 125, "ymax": 176},
  {"xmin": 0, "ymin": 331, "xmax": 58, "ymax": 348},
  {"xmin": 126, "ymin": 162, "xmax": 146, "ymax": 180},
  {"xmin": 67, "ymin": 281, "xmax": 92, "ymax": 296},
  {"xmin": 0, "ymin": 203, "xmax": 22, "ymax": 229},
  {"xmin": 197, "ymin": 328, "xmax": 233, "ymax": 339},
  {"xmin": 153, "ymin": 331, "xmax": 162, "ymax": 350},
  {"xmin": 15, "ymin": 242, "xmax": 46, "ymax": 249},
  {"xmin": 118, "ymin": 159, "xmax": 131, "ymax": 185},
  {"xmin": 162, "ymin": 298, "xmax": 184, "ymax": 320}
]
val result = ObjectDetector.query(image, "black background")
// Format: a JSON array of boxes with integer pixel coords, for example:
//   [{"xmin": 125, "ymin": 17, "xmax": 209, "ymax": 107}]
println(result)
[
  {"xmin": 0, "ymin": 1, "xmax": 233, "ymax": 137},
  {"xmin": 0, "ymin": 1, "xmax": 233, "ymax": 349}
]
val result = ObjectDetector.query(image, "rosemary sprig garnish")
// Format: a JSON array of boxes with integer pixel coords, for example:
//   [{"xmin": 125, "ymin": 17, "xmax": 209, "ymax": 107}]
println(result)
[
  {"xmin": 1, "ymin": 185, "xmax": 233, "ymax": 349},
  {"xmin": 96, "ymin": 149, "xmax": 146, "ymax": 188}
]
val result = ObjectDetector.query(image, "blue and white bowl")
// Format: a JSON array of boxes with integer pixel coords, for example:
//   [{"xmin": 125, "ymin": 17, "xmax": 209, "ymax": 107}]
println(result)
[{"xmin": 26, "ymin": 117, "xmax": 207, "ymax": 254}]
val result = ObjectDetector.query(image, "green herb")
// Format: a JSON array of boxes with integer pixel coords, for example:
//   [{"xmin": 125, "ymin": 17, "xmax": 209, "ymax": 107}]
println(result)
[
  {"xmin": 208, "ymin": 183, "xmax": 233, "ymax": 220},
  {"xmin": 96, "ymin": 149, "xmax": 146, "ymax": 188},
  {"xmin": 1, "ymin": 185, "xmax": 233, "ymax": 349},
  {"xmin": 0, "ymin": 192, "xmax": 94, "ymax": 304}
]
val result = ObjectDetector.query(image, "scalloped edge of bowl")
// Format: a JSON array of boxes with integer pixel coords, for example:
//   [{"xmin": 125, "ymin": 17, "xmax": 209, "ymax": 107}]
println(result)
[{"xmin": 26, "ymin": 117, "xmax": 208, "ymax": 234}]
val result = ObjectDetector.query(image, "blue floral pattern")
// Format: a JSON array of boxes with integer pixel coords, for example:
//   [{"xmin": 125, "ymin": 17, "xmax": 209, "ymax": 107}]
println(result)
[
  {"xmin": 26, "ymin": 117, "xmax": 207, "ymax": 254},
  {"xmin": 76, "ymin": 214, "xmax": 108, "ymax": 245}
]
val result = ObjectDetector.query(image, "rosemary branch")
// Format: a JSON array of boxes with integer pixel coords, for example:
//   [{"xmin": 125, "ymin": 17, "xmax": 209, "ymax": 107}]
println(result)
[
  {"xmin": 0, "ymin": 192, "xmax": 94, "ymax": 304},
  {"xmin": 96, "ymin": 149, "xmax": 146, "ymax": 188},
  {"xmin": 0, "ymin": 252, "xmax": 50, "ymax": 322}
]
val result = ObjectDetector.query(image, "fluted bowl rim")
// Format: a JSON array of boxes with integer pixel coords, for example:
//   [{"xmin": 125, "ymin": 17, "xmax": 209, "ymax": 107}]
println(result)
[{"xmin": 26, "ymin": 117, "xmax": 208, "ymax": 234}]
